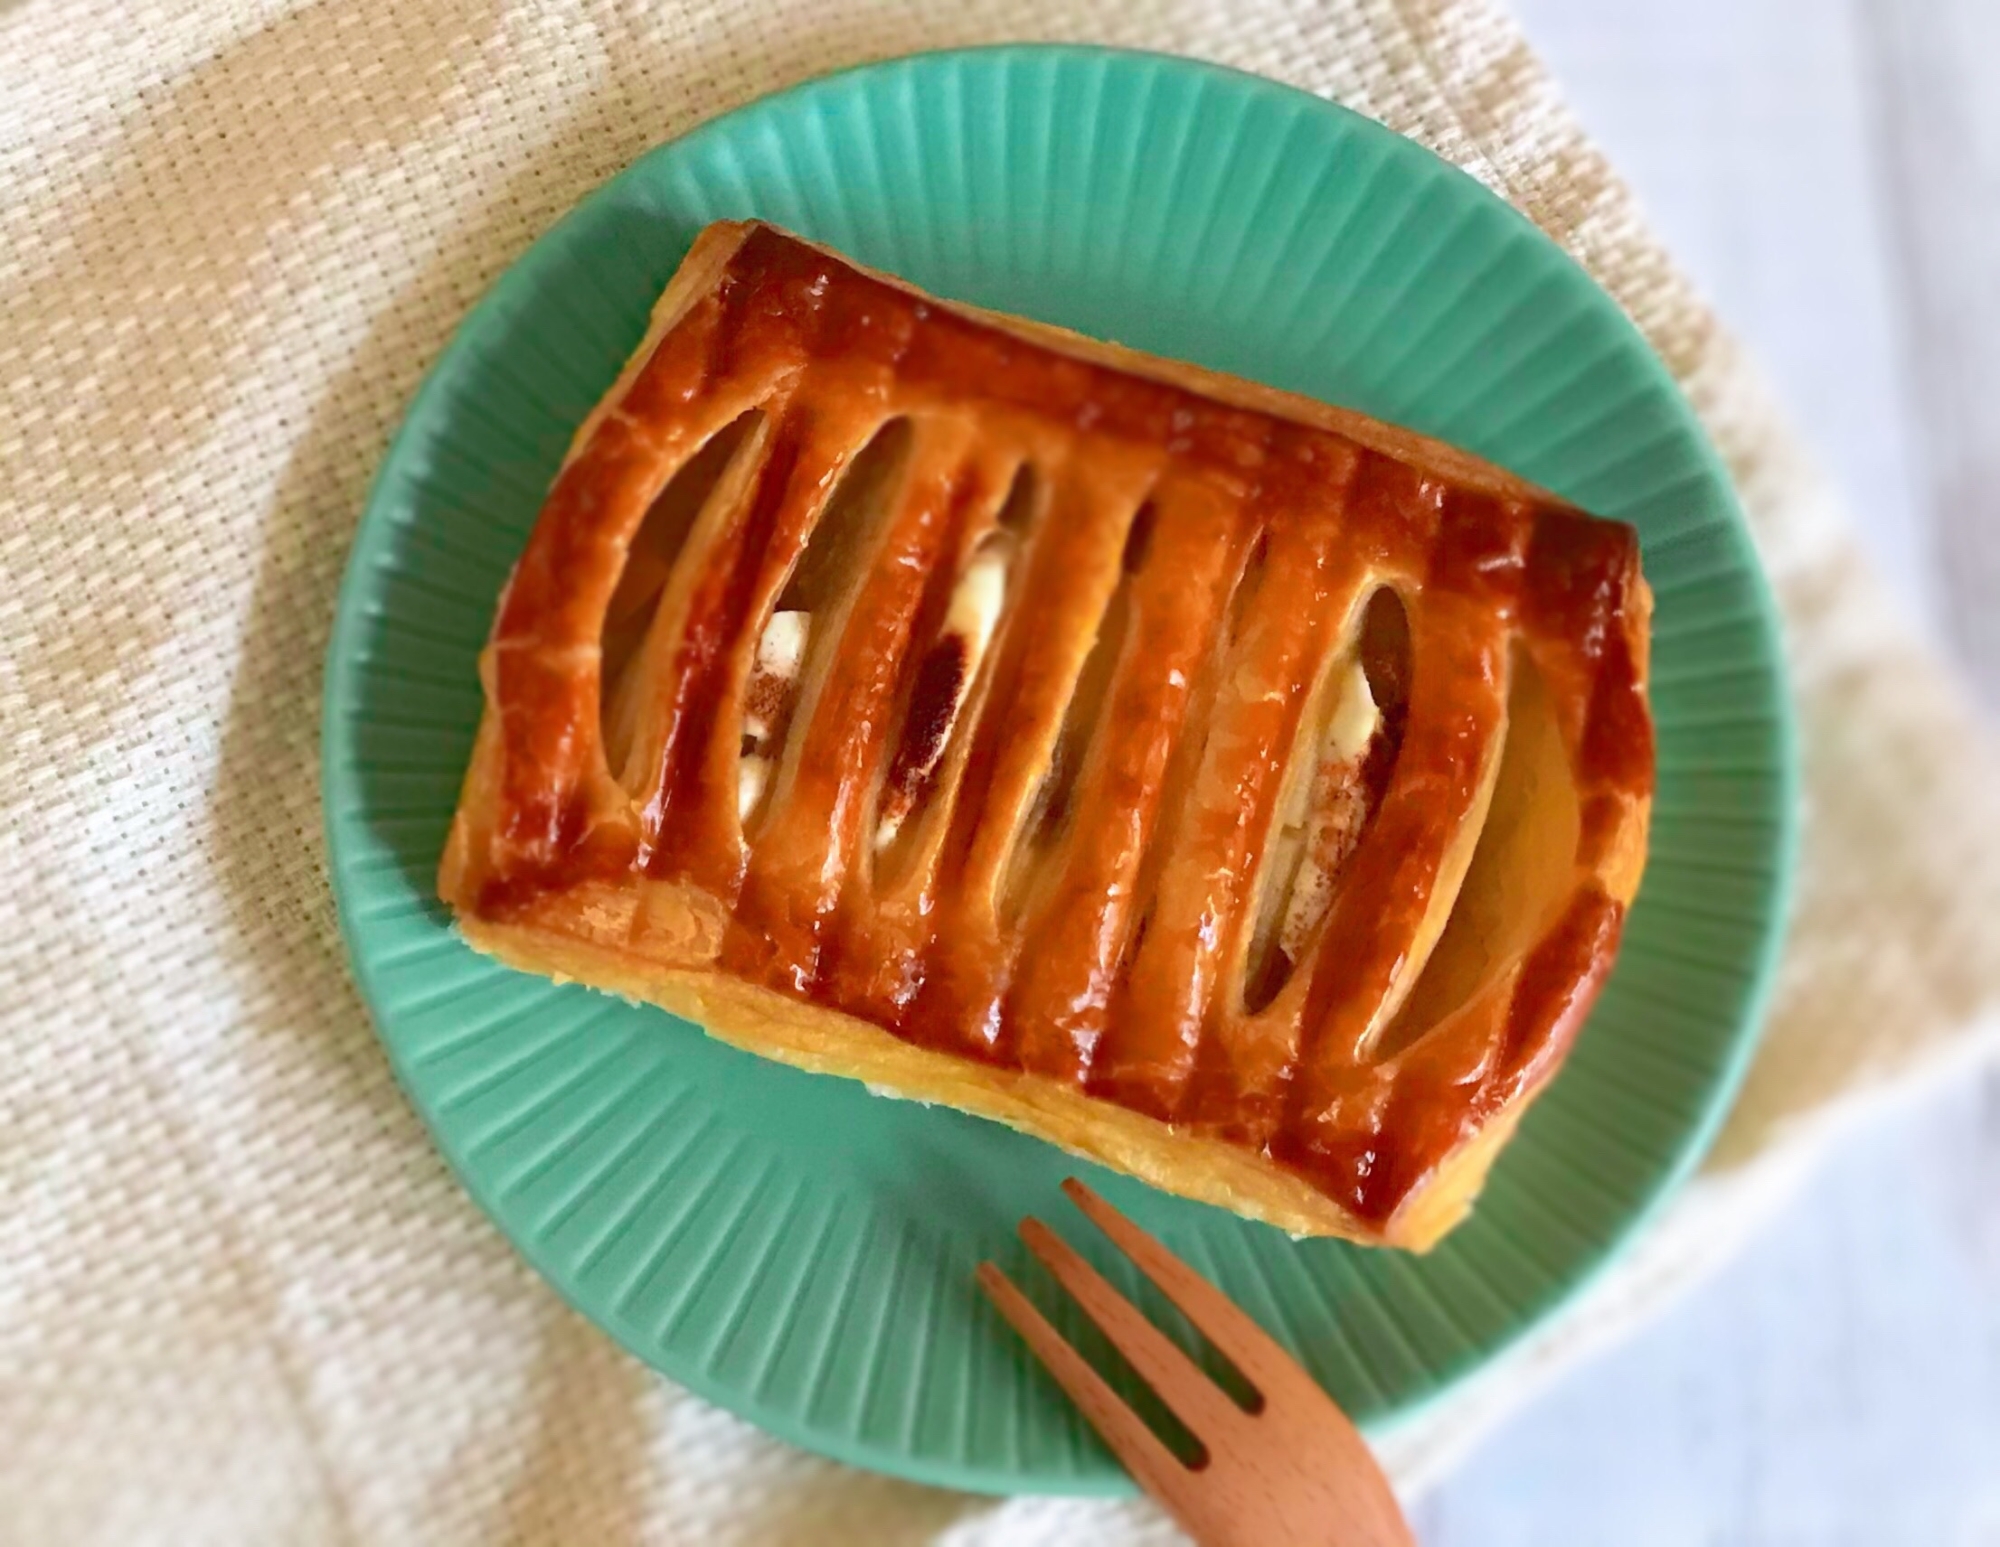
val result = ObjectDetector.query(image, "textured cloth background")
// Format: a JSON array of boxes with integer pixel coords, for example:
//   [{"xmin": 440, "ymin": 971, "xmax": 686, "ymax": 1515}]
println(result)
[{"xmin": 5, "ymin": 1, "xmax": 2000, "ymax": 1542}]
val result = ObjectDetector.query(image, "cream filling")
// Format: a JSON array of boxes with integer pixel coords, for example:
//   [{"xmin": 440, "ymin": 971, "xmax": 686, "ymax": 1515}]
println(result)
[
  {"xmin": 1248, "ymin": 657, "xmax": 1383, "ymax": 989},
  {"xmin": 738, "ymin": 609, "xmax": 811, "ymax": 820},
  {"xmin": 875, "ymin": 532, "xmax": 1014, "ymax": 851}
]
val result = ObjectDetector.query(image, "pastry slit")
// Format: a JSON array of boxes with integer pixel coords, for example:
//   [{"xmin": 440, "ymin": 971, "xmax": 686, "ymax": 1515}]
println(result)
[
  {"xmin": 1239, "ymin": 584, "xmax": 1408, "ymax": 1015},
  {"xmin": 871, "ymin": 454, "xmax": 1041, "ymax": 895},
  {"xmin": 1000, "ymin": 497, "xmax": 1155, "ymax": 926},
  {"xmin": 601, "ymin": 407, "xmax": 771, "ymax": 795},
  {"xmin": 737, "ymin": 414, "xmax": 916, "ymax": 835}
]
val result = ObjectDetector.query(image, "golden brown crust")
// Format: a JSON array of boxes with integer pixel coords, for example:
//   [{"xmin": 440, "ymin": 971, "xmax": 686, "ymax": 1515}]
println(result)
[
  {"xmin": 439, "ymin": 220, "xmax": 1654, "ymax": 1250},
  {"xmin": 454, "ymin": 909, "xmax": 1520, "ymax": 1246},
  {"xmin": 838, "ymin": 249, "xmax": 1570, "ymax": 512}
]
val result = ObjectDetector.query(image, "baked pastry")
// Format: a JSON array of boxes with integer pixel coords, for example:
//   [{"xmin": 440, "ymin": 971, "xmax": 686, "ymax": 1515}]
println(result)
[{"xmin": 439, "ymin": 220, "xmax": 1653, "ymax": 1250}]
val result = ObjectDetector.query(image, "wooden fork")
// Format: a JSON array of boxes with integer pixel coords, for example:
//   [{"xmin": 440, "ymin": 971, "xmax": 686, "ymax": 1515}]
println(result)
[{"xmin": 977, "ymin": 1179, "xmax": 1416, "ymax": 1547}]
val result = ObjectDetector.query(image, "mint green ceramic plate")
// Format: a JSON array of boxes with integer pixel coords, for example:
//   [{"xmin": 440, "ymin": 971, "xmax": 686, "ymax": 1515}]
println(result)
[{"xmin": 324, "ymin": 46, "xmax": 1796, "ymax": 1494}]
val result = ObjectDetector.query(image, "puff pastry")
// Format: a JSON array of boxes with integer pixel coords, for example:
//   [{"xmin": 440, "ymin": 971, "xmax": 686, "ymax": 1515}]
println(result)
[{"xmin": 439, "ymin": 221, "xmax": 1654, "ymax": 1250}]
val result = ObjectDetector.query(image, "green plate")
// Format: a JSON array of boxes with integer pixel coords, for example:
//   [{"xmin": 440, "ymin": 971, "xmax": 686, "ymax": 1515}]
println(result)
[{"xmin": 324, "ymin": 46, "xmax": 1796, "ymax": 1495}]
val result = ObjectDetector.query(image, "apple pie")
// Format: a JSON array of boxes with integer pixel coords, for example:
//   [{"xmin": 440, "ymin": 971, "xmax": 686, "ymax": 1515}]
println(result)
[{"xmin": 438, "ymin": 221, "xmax": 1654, "ymax": 1250}]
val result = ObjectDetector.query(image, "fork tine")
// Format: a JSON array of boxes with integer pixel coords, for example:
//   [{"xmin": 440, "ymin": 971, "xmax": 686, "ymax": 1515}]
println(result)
[
  {"xmin": 975, "ymin": 1261, "xmax": 1187, "ymax": 1496},
  {"xmin": 1061, "ymin": 1178, "xmax": 1299, "ymax": 1393},
  {"xmin": 1017, "ymin": 1217, "xmax": 1247, "ymax": 1443}
]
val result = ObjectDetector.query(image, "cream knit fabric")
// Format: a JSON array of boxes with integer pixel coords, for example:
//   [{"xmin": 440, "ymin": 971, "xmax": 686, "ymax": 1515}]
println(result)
[{"xmin": 4, "ymin": 2, "xmax": 1999, "ymax": 1542}]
